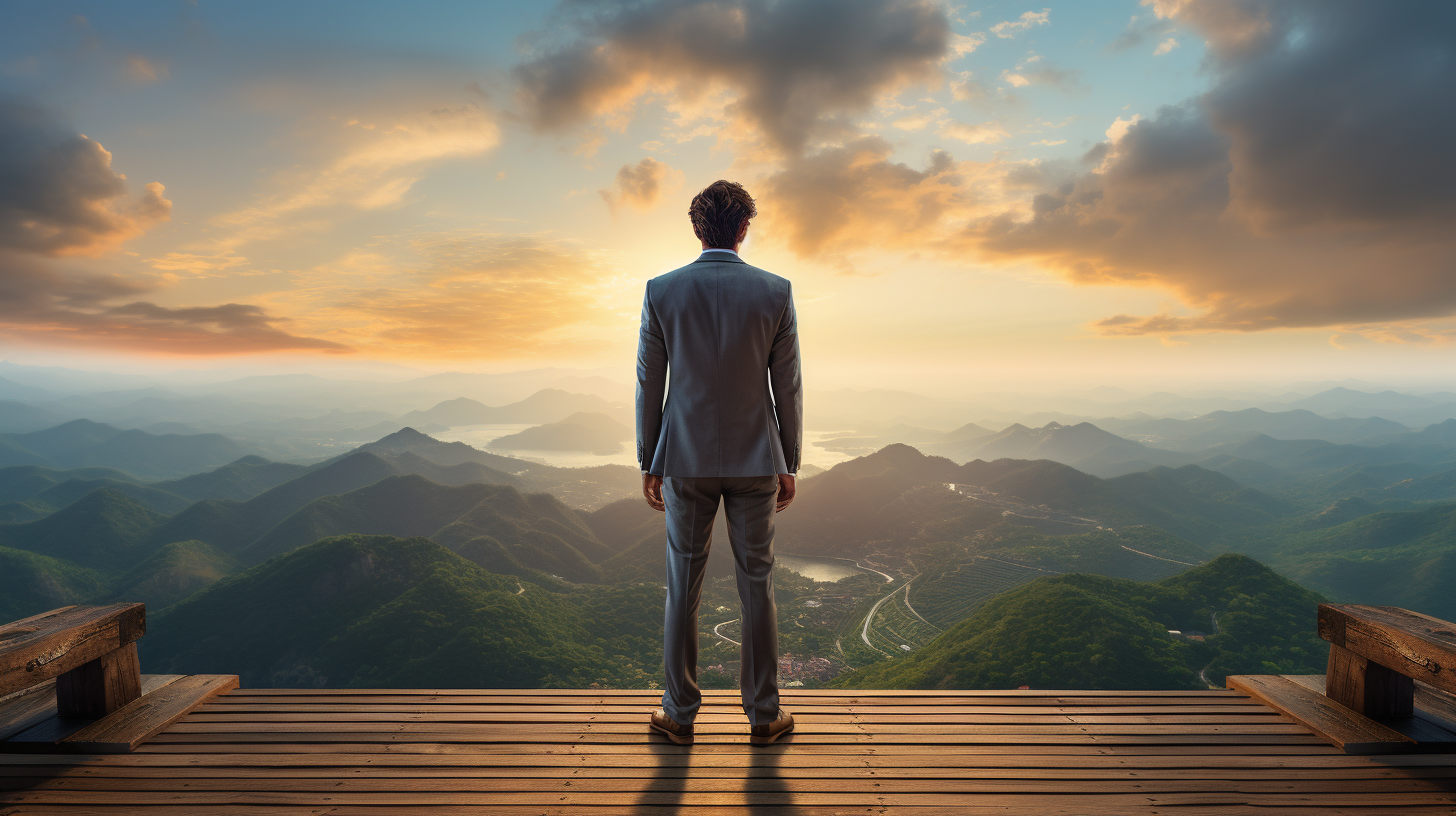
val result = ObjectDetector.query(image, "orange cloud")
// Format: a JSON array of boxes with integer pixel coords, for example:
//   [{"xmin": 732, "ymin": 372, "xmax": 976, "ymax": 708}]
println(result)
[
  {"xmin": 0, "ymin": 99, "xmax": 171, "ymax": 256},
  {"xmin": 278, "ymin": 233, "xmax": 620, "ymax": 359},
  {"xmin": 600, "ymin": 157, "xmax": 682, "ymax": 211}
]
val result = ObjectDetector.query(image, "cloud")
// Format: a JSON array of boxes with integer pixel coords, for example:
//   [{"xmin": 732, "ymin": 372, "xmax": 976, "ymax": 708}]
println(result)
[
  {"xmin": 0, "ymin": 250, "xmax": 346, "ymax": 355},
  {"xmin": 938, "ymin": 120, "xmax": 1009, "ymax": 144},
  {"xmin": 760, "ymin": 136, "xmax": 975, "ymax": 258},
  {"xmin": 214, "ymin": 104, "xmax": 499, "ymax": 248},
  {"xmin": 990, "ymin": 9, "xmax": 1050, "ymax": 39},
  {"xmin": 966, "ymin": 0, "xmax": 1456, "ymax": 334},
  {"xmin": 511, "ymin": 0, "xmax": 952, "ymax": 155},
  {"xmin": 125, "ymin": 56, "xmax": 167, "ymax": 83},
  {"xmin": 0, "ymin": 100, "xmax": 345, "ymax": 355},
  {"xmin": 600, "ymin": 157, "xmax": 681, "ymax": 210},
  {"xmin": 1153, "ymin": 37, "xmax": 1179, "ymax": 55},
  {"xmin": 277, "ymin": 233, "xmax": 620, "ymax": 359},
  {"xmin": 0, "ymin": 99, "xmax": 171, "ymax": 256},
  {"xmin": 1109, "ymin": 13, "xmax": 1176, "ymax": 52}
]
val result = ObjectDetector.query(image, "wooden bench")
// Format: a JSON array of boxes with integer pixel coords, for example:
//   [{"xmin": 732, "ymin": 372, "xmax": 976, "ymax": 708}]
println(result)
[
  {"xmin": 0, "ymin": 604, "xmax": 237, "ymax": 753},
  {"xmin": 1229, "ymin": 603, "xmax": 1456, "ymax": 754}
]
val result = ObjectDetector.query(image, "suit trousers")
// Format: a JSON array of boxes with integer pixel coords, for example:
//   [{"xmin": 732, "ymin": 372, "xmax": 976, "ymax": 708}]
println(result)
[{"xmin": 660, "ymin": 475, "xmax": 781, "ymax": 727}]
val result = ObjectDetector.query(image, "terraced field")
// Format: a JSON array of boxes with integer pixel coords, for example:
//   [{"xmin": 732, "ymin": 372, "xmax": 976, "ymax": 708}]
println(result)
[
  {"xmin": 911, "ymin": 557, "xmax": 1059, "ymax": 630},
  {"xmin": 862, "ymin": 581, "xmax": 942, "ymax": 657}
]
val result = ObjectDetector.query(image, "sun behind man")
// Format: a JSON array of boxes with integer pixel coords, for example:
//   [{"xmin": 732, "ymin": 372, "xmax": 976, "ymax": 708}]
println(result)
[{"xmin": 636, "ymin": 180, "xmax": 802, "ymax": 746}]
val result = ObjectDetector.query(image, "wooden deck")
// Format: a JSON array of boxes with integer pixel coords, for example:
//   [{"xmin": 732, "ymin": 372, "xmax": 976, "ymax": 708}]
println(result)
[{"xmin": 3, "ymin": 687, "xmax": 1456, "ymax": 814}]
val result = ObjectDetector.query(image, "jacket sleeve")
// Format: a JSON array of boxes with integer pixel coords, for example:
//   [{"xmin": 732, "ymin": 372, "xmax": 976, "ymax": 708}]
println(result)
[
  {"xmin": 767, "ymin": 282, "xmax": 803, "ymax": 474},
  {"xmin": 635, "ymin": 282, "xmax": 668, "ymax": 474}
]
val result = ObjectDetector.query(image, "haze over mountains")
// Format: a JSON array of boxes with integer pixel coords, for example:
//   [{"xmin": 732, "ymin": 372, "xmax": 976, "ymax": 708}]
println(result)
[{"xmin": 4, "ymin": 359, "xmax": 1456, "ymax": 691}]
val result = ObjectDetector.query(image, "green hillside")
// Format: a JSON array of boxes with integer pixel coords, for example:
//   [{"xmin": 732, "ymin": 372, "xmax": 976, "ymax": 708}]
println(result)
[
  {"xmin": 0, "ymin": 488, "xmax": 167, "ymax": 573},
  {"xmin": 93, "ymin": 540, "xmax": 244, "ymax": 611},
  {"xmin": 1232, "ymin": 499, "xmax": 1456, "ymax": 621},
  {"xmin": 153, "ymin": 456, "xmax": 309, "ymax": 502},
  {"xmin": 0, "ymin": 545, "xmax": 108, "ymax": 621},
  {"xmin": 838, "ymin": 554, "xmax": 1326, "ymax": 690},
  {"xmin": 140, "ymin": 534, "xmax": 660, "ymax": 688}
]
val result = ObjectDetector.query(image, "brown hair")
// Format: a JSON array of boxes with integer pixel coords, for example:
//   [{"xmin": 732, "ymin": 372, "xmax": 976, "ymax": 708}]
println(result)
[{"xmin": 688, "ymin": 180, "xmax": 756, "ymax": 248}]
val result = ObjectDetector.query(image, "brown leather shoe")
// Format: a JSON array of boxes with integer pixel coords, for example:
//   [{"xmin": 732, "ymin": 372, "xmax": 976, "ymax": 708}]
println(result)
[
  {"xmin": 749, "ymin": 709, "xmax": 794, "ymax": 745},
  {"xmin": 649, "ymin": 708, "xmax": 694, "ymax": 745}
]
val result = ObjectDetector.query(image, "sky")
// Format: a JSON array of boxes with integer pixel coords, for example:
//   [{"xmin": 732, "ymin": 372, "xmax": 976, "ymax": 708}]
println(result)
[{"xmin": 1, "ymin": 0, "xmax": 1453, "ymax": 396}]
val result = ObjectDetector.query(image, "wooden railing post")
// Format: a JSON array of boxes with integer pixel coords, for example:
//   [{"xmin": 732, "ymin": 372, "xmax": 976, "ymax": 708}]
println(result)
[
  {"xmin": 55, "ymin": 641, "xmax": 143, "ymax": 719},
  {"xmin": 1325, "ymin": 641, "xmax": 1414, "ymax": 718}
]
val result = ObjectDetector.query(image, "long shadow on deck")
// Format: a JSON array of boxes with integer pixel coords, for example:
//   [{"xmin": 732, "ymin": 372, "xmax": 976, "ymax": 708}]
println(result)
[
  {"xmin": 749, "ymin": 742, "xmax": 803, "ymax": 816},
  {"xmin": 633, "ymin": 740, "xmax": 685, "ymax": 812},
  {"xmin": 634, "ymin": 733, "xmax": 805, "ymax": 813}
]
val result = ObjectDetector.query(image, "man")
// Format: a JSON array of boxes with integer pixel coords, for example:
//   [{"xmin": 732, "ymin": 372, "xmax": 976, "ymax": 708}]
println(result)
[{"xmin": 636, "ymin": 179, "xmax": 802, "ymax": 746}]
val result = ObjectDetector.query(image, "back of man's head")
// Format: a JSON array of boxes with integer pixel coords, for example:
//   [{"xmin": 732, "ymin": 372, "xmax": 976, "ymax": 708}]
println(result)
[{"xmin": 689, "ymin": 180, "xmax": 756, "ymax": 249}]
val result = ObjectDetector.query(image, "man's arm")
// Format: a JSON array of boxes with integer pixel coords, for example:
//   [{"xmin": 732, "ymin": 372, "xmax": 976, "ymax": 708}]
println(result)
[
  {"xmin": 636, "ymin": 283, "xmax": 668, "ymax": 508},
  {"xmin": 768, "ymin": 283, "xmax": 802, "ymax": 477}
]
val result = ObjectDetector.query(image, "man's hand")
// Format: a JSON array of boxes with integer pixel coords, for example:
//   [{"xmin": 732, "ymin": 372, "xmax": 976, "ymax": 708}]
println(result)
[
  {"xmin": 776, "ymin": 473, "xmax": 796, "ymax": 513},
  {"xmin": 643, "ymin": 473, "xmax": 665, "ymax": 512}
]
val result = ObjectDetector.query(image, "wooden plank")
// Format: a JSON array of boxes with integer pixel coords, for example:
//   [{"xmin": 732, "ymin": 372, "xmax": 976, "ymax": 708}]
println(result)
[
  {"xmin": 3, "ymin": 675, "xmax": 184, "ymax": 751},
  {"xmin": 62, "ymin": 675, "xmax": 239, "ymax": 754},
  {"xmin": 177, "ymin": 711, "xmax": 1286, "ymax": 725},
  {"xmin": 1228, "ymin": 674, "xmax": 1415, "ymax": 754},
  {"xmin": 1283, "ymin": 673, "xmax": 1456, "ymax": 748},
  {"xmin": 1319, "ymin": 604, "xmax": 1456, "ymax": 696},
  {"xmin": 5, "ymin": 788, "xmax": 1456, "ymax": 806},
  {"xmin": 0, "ymin": 683, "xmax": 56, "ymax": 743},
  {"xmin": 0, "ymin": 606, "xmax": 145, "ymax": 697},
  {"xmin": 218, "ymin": 687, "xmax": 1248, "ymax": 697},
  {"xmin": 55, "ymin": 642, "xmax": 142, "ymax": 720}
]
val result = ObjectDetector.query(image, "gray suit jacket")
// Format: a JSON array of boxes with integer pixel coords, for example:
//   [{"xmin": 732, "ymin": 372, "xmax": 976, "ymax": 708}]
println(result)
[{"xmin": 636, "ymin": 249, "xmax": 802, "ymax": 477}]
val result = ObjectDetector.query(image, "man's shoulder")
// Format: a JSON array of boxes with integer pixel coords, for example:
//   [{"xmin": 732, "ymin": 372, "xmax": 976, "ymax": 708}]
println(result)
[{"xmin": 650, "ymin": 259, "xmax": 791, "ymax": 288}]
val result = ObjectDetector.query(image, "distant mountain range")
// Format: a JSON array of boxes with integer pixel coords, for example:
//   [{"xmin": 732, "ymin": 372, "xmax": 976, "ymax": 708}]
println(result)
[
  {"xmin": 402, "ymin": 389, "xmax": 626, "ymax": 427},
  {"xmin": 489, "ymin": 411, "xmax": 630, "ymax": 452},
  {"xmin": 0, "ymin": 419, "xmax": 253, "ymax": 479}
]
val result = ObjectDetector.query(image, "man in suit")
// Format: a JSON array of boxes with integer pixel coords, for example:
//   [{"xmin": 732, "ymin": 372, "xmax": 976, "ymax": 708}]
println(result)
[{"xmin": 636, "ymin": 179, "xmax": 802, "ymax": 746}]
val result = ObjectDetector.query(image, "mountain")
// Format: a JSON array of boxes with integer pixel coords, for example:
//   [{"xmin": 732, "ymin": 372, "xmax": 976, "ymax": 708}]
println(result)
[
  {"xmin": 1286, "ymin": 387, "xmax": 1456, "ymax": 425},
  {"xmin": 0, "ymin": 464, "xmax": 141, "ymax": 504},
  {"xmin": 0, "ymin": 419, "xmax": 254, "ymax": 479},
  {"xmin": 351, "ymin": 427, "xmax": 638, "ymax": 511},
  {"xmin": 241, "ymin": 475, "xmax": 611, "ymax": 583},
  {"xmin": 145, "ymin": 451, "xmax": 413, "ymax": 553},
  {"xmin": 0, "ymin": 400, "xmax": 67, "ymax": 433},
  {"xmin": 1103, "ymin": 408, "xmax": 1411, "ymax": 450},
  {"xmin": 0, "ymin": 546, "xmax": 108, "ymax": 621},
  {"xmin": 489, "ymin": 412, "xmax": 630, "ymax": 452},
  {"xmin": 927, "ymin": 421, "xmax": 1190, "ymax": 477},
  {"xmin": 152, "ymin": 456, "xmax": 310, "ymax": 503},
  {"xmin": 0, "ymin": 488, "xmax": 168, "ymax": 573},
  {"xmin": 769, "ymin": 445, "xmax": 1290, "ymax": 556},
  {"xmin": 838, "ymin": 554, "xmax": 1326, "ymax": 690},
  {"xmin": 140, "ymin": 534, "xmax": 658, "ymax": 688},
  {"xmin": 30, "ymin": 478, "xmax": 190, "ymax": 515},
  {"xmin": 1235, "ymin": 500, "xmax": 1456, "ymax": 622},
  {"xmin": 401, "ymin": 389, "xmax": 622, "ymax": 427},
  {"xmin": 815, "ymin": 422, "xmax": 995, "ymax": 456},
  {"xmin": 92, "ymin": 540, "xmax": 243, "ymax": 611}
]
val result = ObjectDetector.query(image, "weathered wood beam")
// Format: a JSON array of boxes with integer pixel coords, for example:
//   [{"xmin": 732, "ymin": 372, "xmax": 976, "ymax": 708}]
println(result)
[
  {"xmin": 1317, "ymin": 604, "xmax": 1456, "ymax": 698},
  {"xmin": 0, "ymin": 605, "xmax": 146, "ymax": 698}
]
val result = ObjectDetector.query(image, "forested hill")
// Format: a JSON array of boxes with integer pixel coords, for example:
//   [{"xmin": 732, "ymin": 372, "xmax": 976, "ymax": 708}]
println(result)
[{"xmin": 835, "ymin": 554, "xmax": 1327, "ymax": 691}]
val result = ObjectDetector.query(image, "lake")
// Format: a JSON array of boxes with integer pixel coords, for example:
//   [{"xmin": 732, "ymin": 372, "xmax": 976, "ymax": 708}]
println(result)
[{"xmin": 776, "ymin": 553, "xmax": 889, "ymax": 583}]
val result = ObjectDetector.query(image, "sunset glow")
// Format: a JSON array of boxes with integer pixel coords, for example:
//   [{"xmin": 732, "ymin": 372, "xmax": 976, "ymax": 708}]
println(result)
[{"xmin": 2, "ymin": 0, "xmax": 1453, "ymax": 394}]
